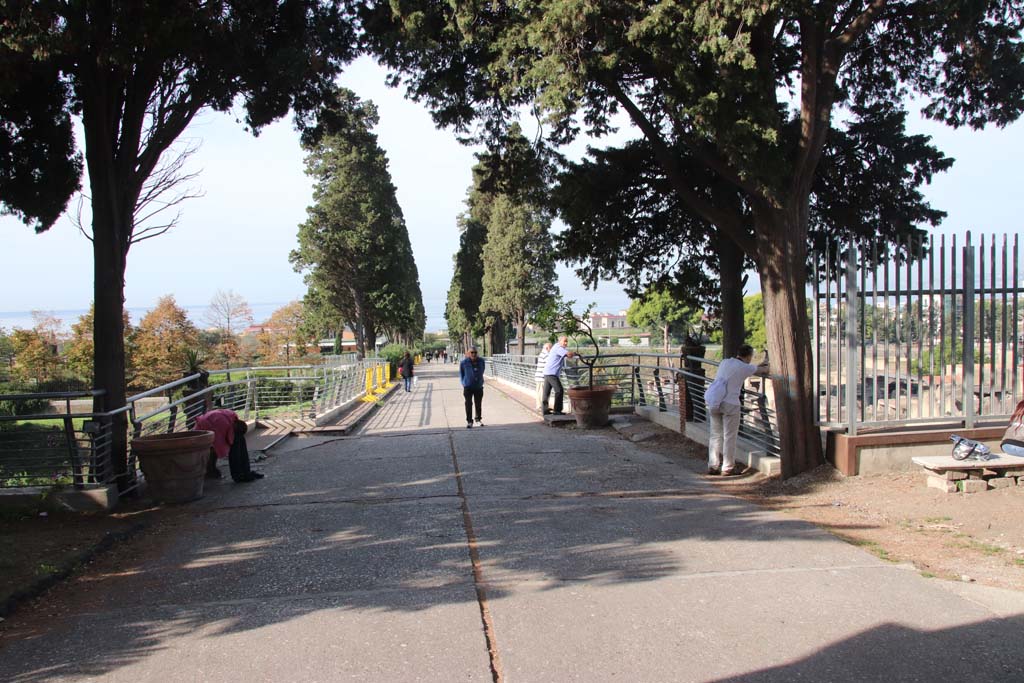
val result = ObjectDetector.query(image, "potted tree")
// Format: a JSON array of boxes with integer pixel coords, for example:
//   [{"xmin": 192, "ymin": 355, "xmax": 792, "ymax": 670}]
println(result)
[
  {"xmin": 130, "ymin": 349, "xmax": 214, "ymax": 504},
  {"xmin": 538, "ymin": 302, "xmax": 617, "ymax": 428}
]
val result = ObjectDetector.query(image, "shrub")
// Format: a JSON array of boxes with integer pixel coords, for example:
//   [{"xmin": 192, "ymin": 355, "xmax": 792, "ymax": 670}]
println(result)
[{"xmin": 0, "ymin": 382, "xmax": 52, "ymax": 417}]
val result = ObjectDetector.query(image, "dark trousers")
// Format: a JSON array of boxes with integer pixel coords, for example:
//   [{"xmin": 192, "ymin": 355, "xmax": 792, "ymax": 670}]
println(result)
[
  {"xmin": 228, "ymin": 422, "xmax": 255, "ymax": 482},
  {"xmin": 463, "ymin": 386, "xmax": 483, "ymax": 422},
  {"xmin": 543, "ymin": 375, "xmax": 564, "ymax": 413}
]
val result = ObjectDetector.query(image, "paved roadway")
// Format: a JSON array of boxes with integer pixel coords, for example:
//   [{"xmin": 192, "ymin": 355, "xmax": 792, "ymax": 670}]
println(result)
[{"xmin": 2, "ymin": 364, "xmax": 1024, "ymax": 682}]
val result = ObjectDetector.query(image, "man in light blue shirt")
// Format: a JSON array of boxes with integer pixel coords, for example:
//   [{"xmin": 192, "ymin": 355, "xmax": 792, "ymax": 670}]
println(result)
[{"xmin": 541, "ymin": 335, "xmax": 576, "ymax": 415}]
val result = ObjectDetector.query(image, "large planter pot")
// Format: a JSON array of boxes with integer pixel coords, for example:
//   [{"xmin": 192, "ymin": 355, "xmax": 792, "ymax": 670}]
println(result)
[
  {"xmin": 567, "ymin": 385, "xmax": 616, "ymax": 428},
  {"xmin": 132, "ymin": 430, "xmax": 215, "ymax": 504}
]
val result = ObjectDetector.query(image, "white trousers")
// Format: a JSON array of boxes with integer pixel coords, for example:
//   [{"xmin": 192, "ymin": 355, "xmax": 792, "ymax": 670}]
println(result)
[{"xmin": 708, "ymin": 403, "xmax": 742, "ymax": 471}]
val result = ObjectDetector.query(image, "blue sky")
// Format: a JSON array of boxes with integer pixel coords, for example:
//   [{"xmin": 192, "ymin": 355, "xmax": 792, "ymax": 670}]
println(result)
[{"xmin": 2, "ymin": 56, "xmax": 1022, "ymax": 331}]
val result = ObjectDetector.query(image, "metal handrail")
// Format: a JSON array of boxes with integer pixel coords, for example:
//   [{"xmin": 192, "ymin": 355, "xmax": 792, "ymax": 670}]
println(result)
[
  {"xmin": 2, "ymin": 357, "xmax": 390, "ymax": 491},
  {"xmin": 0, "ymin": 389, "xmax": 105, "ymax": 401},
  {"xmin": 487, "ymin": 353, "xmax": 780, "ymax": 457}
]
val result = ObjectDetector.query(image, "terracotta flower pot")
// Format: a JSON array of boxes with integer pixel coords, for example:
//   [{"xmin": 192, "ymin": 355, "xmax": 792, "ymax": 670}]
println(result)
[
  {"xmin": 567, "ymin": 385, "xmax": 616, "ymax": 428},
  {"xmin": 132, "ymin": 430, "xmax": 215, "ymax": 504}
]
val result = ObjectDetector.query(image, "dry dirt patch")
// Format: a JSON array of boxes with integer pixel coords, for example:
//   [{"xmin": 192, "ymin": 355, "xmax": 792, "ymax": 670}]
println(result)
[
  {"xmin": 0, "ymin": 502, "xmax": 160, "ymax": 618},
  {"xmin": 631, "ymin": 427, "xmax": 1024, "ymax": 593}
]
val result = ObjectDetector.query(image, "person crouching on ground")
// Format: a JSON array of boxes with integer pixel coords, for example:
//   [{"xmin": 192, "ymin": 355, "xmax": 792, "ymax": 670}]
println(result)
[
  {"xmin": 460, "ymin": 347, "xmax": 485, "ymax": 428},
  {"xmin": 195, "ymin": 408, "xmax": 264, "ymax": 483},
  {"xmin": 703, "ymin": 344, "xmax": 770, "ymax": 476}
]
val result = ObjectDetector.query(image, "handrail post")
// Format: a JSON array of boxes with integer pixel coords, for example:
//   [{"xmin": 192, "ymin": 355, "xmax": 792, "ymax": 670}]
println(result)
[
  {"xmin": 845, "ymin": 242, "xmax": 859, "ymax": 436},
  {"xmin": 963, "ymin": 234, "xmax": 976, "ymax": 429}
]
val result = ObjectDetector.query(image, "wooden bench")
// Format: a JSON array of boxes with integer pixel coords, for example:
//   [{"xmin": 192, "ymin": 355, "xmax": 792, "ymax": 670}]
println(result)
[{"xmin": 911, "ymin": 454, "xmax": 1024, "ymax": 493}]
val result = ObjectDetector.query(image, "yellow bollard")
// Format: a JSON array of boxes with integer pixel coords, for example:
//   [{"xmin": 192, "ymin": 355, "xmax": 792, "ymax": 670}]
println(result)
[
  {"xmin": 375, "ymin": 364, "xmax": 388, "ymax": 394},
  {"xmin": 362, "ymin": 367, "xmax": 378, "ymax": 402}
]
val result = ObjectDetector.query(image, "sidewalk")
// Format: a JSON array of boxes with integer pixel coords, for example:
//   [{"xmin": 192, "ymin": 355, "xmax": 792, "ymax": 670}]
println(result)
[{"xmin": 1, "ymin": 364, "xmax": 1022, "ymax": 681}]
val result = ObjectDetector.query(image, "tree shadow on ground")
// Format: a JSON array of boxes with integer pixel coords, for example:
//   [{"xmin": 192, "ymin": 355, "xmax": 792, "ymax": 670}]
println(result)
[{"xmin": 0, "ymin": 371, "xmax": 1017, "ymax": 681}]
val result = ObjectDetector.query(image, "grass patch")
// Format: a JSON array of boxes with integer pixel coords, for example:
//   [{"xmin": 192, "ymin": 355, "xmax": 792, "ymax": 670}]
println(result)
[
  {"xmin": 920, "ymin": 571, "xmax": 936, "ymax": 579},
  {"xmin": 924, "ymin": 516, "xmax": 952, "ymax": 524},
  {"xmin": 971, "ymin": 542, "xmax": 1006, "ymax": 556},
  {"xmin": 833, "ymin": 533, "xmax": 896, "ymax": 562},
  {"xmin": 946, "ymin": 539, "xmax": 1006, "ymax": 556}
]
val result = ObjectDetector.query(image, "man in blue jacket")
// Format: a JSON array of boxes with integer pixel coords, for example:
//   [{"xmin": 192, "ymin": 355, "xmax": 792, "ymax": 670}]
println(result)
[{"xmin": 459, "ymin": 347, "xmax": 486, "ymax": 428}]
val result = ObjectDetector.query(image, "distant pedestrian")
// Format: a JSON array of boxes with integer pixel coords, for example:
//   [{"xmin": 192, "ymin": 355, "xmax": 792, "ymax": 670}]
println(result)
[
  {"xmin": 460, "ymin": 347, "xmax": 485, "ymax": 428},
  {"xmin": 541, "ymin": 335, "xmax": 576, "ymax": 415},
  {"xmin": 703, "ymin": 344, "xmax": 770, "ymax": 476},
  {"xmin": 535, "ymin": 342, "xmax": 552, "ymax": 411},
  {"xmin": 400, "ymin": 351, "xmax": 415, "ymax": 392}
]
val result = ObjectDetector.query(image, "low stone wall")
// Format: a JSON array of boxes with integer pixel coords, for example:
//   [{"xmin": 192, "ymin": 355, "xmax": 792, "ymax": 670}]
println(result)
[{"xmin": 828, "ymin": 426, "xmax": 1006, "ymax": 476}]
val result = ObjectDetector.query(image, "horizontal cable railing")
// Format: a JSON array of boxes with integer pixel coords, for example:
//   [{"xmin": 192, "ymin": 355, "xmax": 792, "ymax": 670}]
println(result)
[
  {"xmin": 1, "ymin": 358, "xmax": 388, "ymax": 491},
  {"xmin": 487, "ymin": 353, "xmax": 780, "ymax": 457},
  {"xmin": 0, "ymin": 390, "xmax": 113, "ymax": 489}
]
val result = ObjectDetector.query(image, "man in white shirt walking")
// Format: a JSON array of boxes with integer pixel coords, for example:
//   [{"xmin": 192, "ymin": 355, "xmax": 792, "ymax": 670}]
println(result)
[{"xmin": 703, "ymin": 344, "xmax": 770, "ymax": 476}]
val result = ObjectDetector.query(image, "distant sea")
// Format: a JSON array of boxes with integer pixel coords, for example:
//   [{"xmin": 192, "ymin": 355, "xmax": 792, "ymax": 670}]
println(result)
[{"xmin": 0, "ymin": 304, "xmax": 448, "ymax": 335}]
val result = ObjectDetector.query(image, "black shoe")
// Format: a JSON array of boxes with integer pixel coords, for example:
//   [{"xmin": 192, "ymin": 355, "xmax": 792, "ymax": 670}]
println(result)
[
  {"xmin": 552, "ymin": 411, "xmax": 565, "ymax": 415},
  {"xmin": 250, "ymin": 471, "xmax": 264, "ymax": 479},
  {"xmin": 205, "ymin": 469, "xmax": 223, "ymax": 480},
  {"xmin": 707, "ymin": 467, "xmax": 721, "ymax": 476},
  {"xmin": 466, "ymin": 422, "xmax": 473, "ymax": 429},
  {"xmin": 542, "ymin": 410, "xmax": 552, "ymax": 416}
]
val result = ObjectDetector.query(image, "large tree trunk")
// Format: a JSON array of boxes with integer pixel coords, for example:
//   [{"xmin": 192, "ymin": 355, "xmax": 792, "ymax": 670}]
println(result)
[
  {"xmin": 754, "ymin": 206, "xmax": 823, "ymax": 478},
  {"xmin": 82, "ymin": 98, "xmax": 136, "ymax": 493},
  {"xmin": 91, "ymin": 204, "xmax": 131, "ymax": 491},
  {"xmin": 717, "ymin": 231, "xmax": 746, "ymax": 357},
  {"xmin": 489, "ymin": 316, "xmax": 507, "ymax": 356},
  {"xmin": 517, "ymin": 310, "xmax": 526, "ymax": 356}
]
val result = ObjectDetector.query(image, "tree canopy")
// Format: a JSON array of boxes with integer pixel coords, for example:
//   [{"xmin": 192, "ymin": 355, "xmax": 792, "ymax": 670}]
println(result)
[
  {"xmin": 626, "ymin": 287, "xmax": 699, "ymax": 353},
  {"xmin": 291, "ymin": 88, "xmax": 424, "ymax": 356},
  {"xmin": 445, "ymin": 124, "xmax": 553, "ymax": 353},
  {"xmin": 132, "ymin": 296, "xmax": 199, "ymax": 389},
  {"xmin": 362, "ymin": 0, "xmax": 1024, "ymax": 477},
  {"xmin": 0, "ymin": 0, "xmax": 359, "ymax": 488},
  {"xmin": 480, "ymin": 194, "xmax": 559, "ymax": 354}
]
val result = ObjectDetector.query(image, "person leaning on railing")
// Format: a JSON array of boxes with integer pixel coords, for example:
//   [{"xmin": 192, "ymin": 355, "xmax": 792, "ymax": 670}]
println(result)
[
  {"xmin": 541, "ymin": 335, "xmax": 576, "ymax": 416},
  {"xmin": 703, "ymin": 344, "xmax": 770, "ymax": 476}
]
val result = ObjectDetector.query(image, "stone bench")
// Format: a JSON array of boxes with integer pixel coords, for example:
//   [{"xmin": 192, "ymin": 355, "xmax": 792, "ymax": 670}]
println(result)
[{"xmin": 911, "ymin": 454, "xmax": 1024, "ymax": 493}]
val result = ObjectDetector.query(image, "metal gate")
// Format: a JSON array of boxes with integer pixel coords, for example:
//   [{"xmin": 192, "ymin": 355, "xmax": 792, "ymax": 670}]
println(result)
[{"xmin": 813, "ymin": 231, "xmax": 1022, "ymax": 434}]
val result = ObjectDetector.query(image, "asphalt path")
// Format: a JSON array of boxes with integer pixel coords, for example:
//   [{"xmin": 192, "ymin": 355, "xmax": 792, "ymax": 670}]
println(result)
[{"xmin": 1, "ymin": 363, "xmax": 1023, "ymax": 682}]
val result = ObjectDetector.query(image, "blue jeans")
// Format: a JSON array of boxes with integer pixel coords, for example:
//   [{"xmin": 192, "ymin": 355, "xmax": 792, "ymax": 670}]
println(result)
[
  {"xmin": 404, "ymin": 377, "xmax": 412, "ymax": 391},
  {"xmin": 1003, "ymin": 443, "xmax": 1024, "ymax": 457}
]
